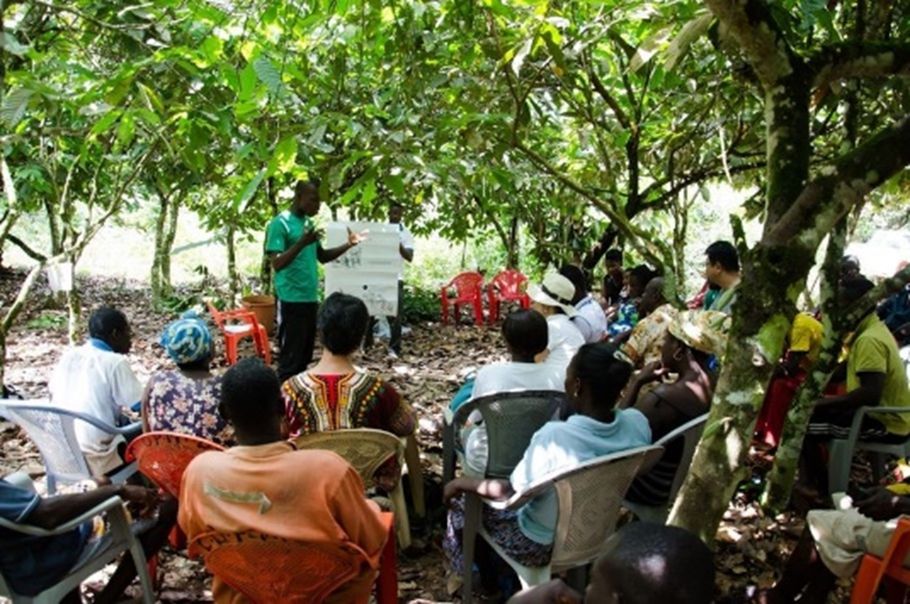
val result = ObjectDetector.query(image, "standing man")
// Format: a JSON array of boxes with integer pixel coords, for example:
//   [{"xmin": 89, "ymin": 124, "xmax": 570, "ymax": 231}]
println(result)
[
  {"xmin": 266, "ymin": 180, "xmax": 364, "ymax": 381},
  {"xmin": 364, "ymin": 202, "xmax": 414, "ymax": 357}
]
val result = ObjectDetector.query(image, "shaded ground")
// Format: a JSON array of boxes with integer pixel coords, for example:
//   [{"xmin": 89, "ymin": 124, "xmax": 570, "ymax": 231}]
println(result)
[{"xmin": 0, "ymin": 269, "xmax": 855, "ymax": 602}]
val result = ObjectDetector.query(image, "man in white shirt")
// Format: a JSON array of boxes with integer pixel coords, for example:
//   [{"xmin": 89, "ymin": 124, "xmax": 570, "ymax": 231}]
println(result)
[
  {"xmin": 48, "ymin": 307, "xmax": 143, "ymax": 475},
  {"xmin": 365, "ymin": 202, "xmax": 414, "ymax": 357},
  {"xmin": 560, "ymin": 264, "xmax": 607, "ymax": 343}
]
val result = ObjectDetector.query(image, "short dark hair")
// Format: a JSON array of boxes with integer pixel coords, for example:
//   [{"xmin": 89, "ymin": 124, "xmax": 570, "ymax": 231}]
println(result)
[
  {"xmin": 604, "ymin": 248, "xmax": 623, "ymax": 264},
  {"xmin": 88, "ymin": 307, "xmax": 128, "ymax": 340},
  {"xmin": 705, "ymin": 241, "xmax": 740, "ymax": 273},
  {"xmin": 573, "ymin": 343, "xmax": 633, "ymax": 408},
  {"xmin": 294, "ymin": 179, "xmax": 320, "ymax": 197},
  {"xmin": 629, "ymin": 264, "xmax": 657, "ymax": 288},
  {"xmin": 840, "ymin": 275, "xmax": 875, "ymax": 307},
  {"xmin": 220, "ymin": 358, "xmax": 282, "ymax": 432},
  {"xmin": 597, "ymin": 522, "xmax": 714, "ymax": 604},
  {"xmin": 558, "ymin": 265, "xmax": 587, "ymax": 304},
  {"xmin": 317, "ymin": 292, "xmax": 370, "ymax": 355},
  {"xmin": 502, "ymin": 310, "xmax": 549, "ymax": 358}
]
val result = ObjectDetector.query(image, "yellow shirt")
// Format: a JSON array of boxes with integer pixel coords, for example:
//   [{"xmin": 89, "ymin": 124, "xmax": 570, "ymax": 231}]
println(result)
[
  {"xmin": 847, "ymin": 314, "xmax": 910, "ymax": 435},
  {"xmin": 789, "ymin": 313, "xmax": 823, "ymax": 369}
]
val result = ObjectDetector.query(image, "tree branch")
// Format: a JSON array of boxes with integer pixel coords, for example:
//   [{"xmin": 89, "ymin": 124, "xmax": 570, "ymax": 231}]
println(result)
[
  {"xmin": 6, "ymin": 234, "xmax": 47, "ymax": 262},
  {"xmin": 703, "ymin": 0, "xmax": 799, "ymax": 88},
  {"xmin": 810, "ymin": 42, "xmax": 910, "ymax": 87},
  {"xmin": 767, "ymin": 115, "xmax": 910, "ymax": 247}
]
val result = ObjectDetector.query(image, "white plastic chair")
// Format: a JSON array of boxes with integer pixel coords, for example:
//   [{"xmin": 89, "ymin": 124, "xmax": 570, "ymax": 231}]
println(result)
[
  {"xmin": 0, "ymin": 474, "xmax": 155, "ymax": 604},
  {"xmin": 0, "ymin": 399, "xmax": 140, "ymax": 494},
  {"xmin": 293, "ymin": 428, "xmax": 414, "ymax": 549},
  {"xmin": 442, "ymin": 390, "xmax": 568, "ymax": 483},
  {"xmin": 828, "ymin": 406, "xmax": 910, "ymax": 494},
  {"xmin": 623, "ymin": 413, "xmax": 709, "ymax": 523},
  {"xmin": 461, "ymin": 444, "xmax": 664, "ymax": 603}
]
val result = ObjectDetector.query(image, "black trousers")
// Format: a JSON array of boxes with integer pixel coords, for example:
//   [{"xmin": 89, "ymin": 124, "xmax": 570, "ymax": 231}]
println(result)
[{"xmin": 277, "ymin": 300, "xmax": 318, "ymax": 381}]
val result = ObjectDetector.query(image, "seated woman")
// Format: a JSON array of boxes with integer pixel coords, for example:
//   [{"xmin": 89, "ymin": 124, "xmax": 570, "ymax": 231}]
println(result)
[
  {"xmin": 282, "ymin": 292, "xmax": 415, "ymax": 492},
  {"xmin": 443, "ymin": 343, "xmax": 651, "ymax": 593},
  {"xmin": 462, "ymin": 309, "xmax": 564, "ymax": 476},
  {"xmin": 620, "ymin": 310, "xmax": 728, "ymax": 507},
  {"xmin": 142, "ymin": 313, "xmax": 233, "ymax": 446},
  {"xmin": 527, "ymin": 273, "xmax": 585, "ymax": 376}
]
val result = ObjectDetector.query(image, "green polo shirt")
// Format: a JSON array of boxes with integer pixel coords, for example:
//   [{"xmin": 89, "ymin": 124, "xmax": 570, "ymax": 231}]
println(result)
[
  {"xmin": 847, "ymin": 313, "xmax": 910, "ymax": 435},
  {"xmin": 265, "ymin": 210, "xmax": 318, "ymax": 303}
]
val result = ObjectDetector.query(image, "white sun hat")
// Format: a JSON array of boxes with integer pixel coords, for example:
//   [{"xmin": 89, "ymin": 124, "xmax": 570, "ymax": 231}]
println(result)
[{"xmin": 528, "ymin": 273, "xmax": 579, "ymax": 317}]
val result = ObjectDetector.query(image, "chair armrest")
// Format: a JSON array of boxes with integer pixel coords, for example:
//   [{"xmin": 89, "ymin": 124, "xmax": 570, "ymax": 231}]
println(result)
[
  {"xmin": 846, "ymin": 406, "xmax": 910, "ymax": 444},
  {"xmin": 0, "ymin": 496, "xmax": 125, "ymax": 537},
  {"xmin": 220, "ymin": 309, "xmax": 259, "ymax": 328}
]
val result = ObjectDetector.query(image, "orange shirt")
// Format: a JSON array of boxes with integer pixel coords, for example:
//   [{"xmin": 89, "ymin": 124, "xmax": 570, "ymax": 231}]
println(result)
[{"xmin": 178, "ymin": 441, "xmax": 387, "ymax": 603}]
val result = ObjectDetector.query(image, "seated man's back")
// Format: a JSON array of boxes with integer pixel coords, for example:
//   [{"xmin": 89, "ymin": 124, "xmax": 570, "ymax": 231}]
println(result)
[{"xmin": 178, "ymin": 357, "xmax": 387, "ymax": 604}]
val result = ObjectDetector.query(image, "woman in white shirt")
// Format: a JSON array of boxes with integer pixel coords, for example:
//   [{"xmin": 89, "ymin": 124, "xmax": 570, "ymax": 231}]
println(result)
[{"xmin": 526, "ymin": 273, "xmax": 585, "ymax": 376}]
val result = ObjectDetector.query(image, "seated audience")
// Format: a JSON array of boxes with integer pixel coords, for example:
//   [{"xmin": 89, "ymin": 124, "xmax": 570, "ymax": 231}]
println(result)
[
  {"xmin": 461, "ymin": 309, "xmax": 563, "ymax": 475},
  {"xmin": 758, "ymin": 486, "xmax": 909, "ymax": 604},
  {"xmin": 282, "ymin": 292, "xmax": 415, "ymax": 491},
  {"xmin": 802, "ymin": 276, "xmax": 910, "ymax": 493},
  {"xmin": 621, "ymin": 310, "xmax": 727, "ymax": 506},
  {"xmin": 607, "ymin": 264, "xmax": 656, "ymax": 337},
  {"xmin": 141, "ymin": 313, "xmax": 233, "ymax": 446},
  {"xmin": 49, "ymin": 306, "xmax": 143, "ymax": 475},
  {"xmin": 443, "ymin": 343, "xmax": 651, "ymax": 597},
  {"xmin": 559, "ymin": 264, "xmax": 607, "ymax": 343},
  {"xmin": 840, "ymin": 254, "xmax": 862, "ymax": 282},
  {"xmin": 527, "ymin": 273, "xmax": 585, "ymax": 376},
  {"xmin": 620, "ymin": 277, "xmax": 679, "ymax": 367},
  {"xmin": 703, "ymin": 240, "xmax": 741, "ymax": 313},
  {"xmin": 754, "ymin": 311, "xmax": 823, "ymax": 447},
  {"xmin": 877, "ymin": 261, "xmax": 910, "ymax": 332},
  {"xmin": 601, "ymin": 248, "xmax": 625, "ymax": 308},
  {"xmin": 179, "ymin": 358, "xmax": 388, "ymax": 604},
  {"xmin": 0, "ymin": 476, "xmax": 174, "ymax": 603},
  {"xmin": 506, "ymin": 522, "xmax": 715, "ymax": 604}
]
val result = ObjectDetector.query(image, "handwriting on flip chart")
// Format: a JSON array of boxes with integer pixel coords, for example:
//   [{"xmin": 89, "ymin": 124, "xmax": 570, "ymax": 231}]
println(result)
[{"xmin": 324, "ymin": 221, "xmax": 401, "ymax": 316}]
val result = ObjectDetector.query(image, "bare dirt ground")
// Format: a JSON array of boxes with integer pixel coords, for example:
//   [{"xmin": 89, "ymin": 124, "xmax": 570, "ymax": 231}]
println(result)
[{"xmin": 0, "ymin": 268, "xmax": 853, "ymax": 602}]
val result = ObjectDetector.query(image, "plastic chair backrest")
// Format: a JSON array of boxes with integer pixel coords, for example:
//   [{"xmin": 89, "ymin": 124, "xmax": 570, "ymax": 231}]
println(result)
[
  {"xmin": 491, "ymin": 270, "xmax": 528, "ymax": 299},
  {"xmin": 454, "ymin": 391, "xmax": 568, "ymax": 478},
  {"xmin": 189, "ymin": 531, "xmax": 365, "ymax": 603},
  {"xmin": 293, "ymin": 429, "xmax": 402, "ymax": 489},
  {"xmin": 448, "ymin": 272, "xmax": 484, "ymax": 301},
  {"xmin": 0, "ymin": 399, "xmax": 93, "ymax": 493},
  {"xmin": 654, "ymin": 413, "xmax": 709, "ymax": 502},
  {"xmin": 550, "ymin": 445, "xmax": 664, "ymax": 570},
  {"xmin": 206, "ymin": 301, "xmax": 226, "ymax": 329},
  {"xmin": 125, "ymin": 432, "xmax": 225, "ymax": 498}
]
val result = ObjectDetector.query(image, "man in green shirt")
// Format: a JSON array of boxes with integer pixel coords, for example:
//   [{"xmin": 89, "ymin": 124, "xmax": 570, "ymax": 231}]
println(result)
[
  {"xmin": 802, "ymin": 276, "xmax": 910, "ymax": 492},
  {"xmin": 265, "ymin": 180, "xmax": 364, "ymax": 381}
]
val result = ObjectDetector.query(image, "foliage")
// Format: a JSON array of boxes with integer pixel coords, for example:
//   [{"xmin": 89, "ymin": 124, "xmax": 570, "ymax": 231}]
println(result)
[{"xmin": 401, "ymin": 283, "xmax": 439, "ymax": 323}]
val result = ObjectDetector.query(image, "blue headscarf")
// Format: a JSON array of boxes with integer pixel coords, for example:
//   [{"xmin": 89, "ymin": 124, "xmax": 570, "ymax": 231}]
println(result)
[{"xmin": 160, "ymin": 311, "xmax": 213, "ymax": 365}]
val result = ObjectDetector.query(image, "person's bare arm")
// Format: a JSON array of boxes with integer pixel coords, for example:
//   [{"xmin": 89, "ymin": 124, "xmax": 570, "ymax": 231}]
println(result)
[
  {"xmin": 271, "ymin": 227, "xmax": 322, "ymax": 271},
  {"xmin": 443, "ymin": 476, "xmax": 514, "ymax": 505},
  {"xmin": 140, "ymin": 381, "xmax": 153, "ymax": 433},
  {"xmin": 400, "ymin": 244, "xmax": 414, "ymax": 263},
  {"xmin": 618, "ymin": 362, "xmax": 667, "ymax": 409},
  {"xmin": 26, "ymin": 485, "xmax": 159, "ymax": 529},
  {"xmin": 316, "ymin": 227, "xmax": 366, "ymax": 263},
  {"xmin": 814, "ymin": 372, "xmax": 886, "ymax": 411}
]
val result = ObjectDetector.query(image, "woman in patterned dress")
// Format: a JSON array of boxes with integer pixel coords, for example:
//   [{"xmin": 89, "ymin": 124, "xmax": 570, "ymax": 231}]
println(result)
[
  {"xmin": 281, "ymin": 293, "xmax": 415, "ymax": 491},
  {"xmin": 141, "ymin": 313, "xmax": 233, "ymax": 446}
]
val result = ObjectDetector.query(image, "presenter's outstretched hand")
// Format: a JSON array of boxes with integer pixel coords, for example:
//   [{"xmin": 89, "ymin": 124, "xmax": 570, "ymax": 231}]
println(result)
[{"xmin": 347, "ymin": 227, "xmax": 368, "ymax": 246}]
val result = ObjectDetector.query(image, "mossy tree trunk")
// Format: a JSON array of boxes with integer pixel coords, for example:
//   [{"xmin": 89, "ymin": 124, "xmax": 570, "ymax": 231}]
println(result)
[
  {"xmin": 150, "ymin": 180, "xmax": 181, "ymax": 305},
  {"xmin": 668, "ymin": 0, "xmax": 910, "ymax": 542}
]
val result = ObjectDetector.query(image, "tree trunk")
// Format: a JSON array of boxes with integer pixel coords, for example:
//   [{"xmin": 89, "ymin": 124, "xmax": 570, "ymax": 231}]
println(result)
[
  {"xmin": 66, "ymin": 284, "xmax": 81, "ymax": 345},
  {"xmin": 162, "ymin": 198, "xmax": 179, "ymax": 291},
  {"xmin": 761, "ymin": 222, "xmax": 847, "ymax": 510},
  {"xmin": 227, "ymin": 225, "xmax": 239, "ymax": 303},
  {"xmin": 507, "ymin": 215, "xmax": 520, "ymax": 269},
  {"xmin": 150, "ymin": 192, "xmax": 168, "ymax": 303}
]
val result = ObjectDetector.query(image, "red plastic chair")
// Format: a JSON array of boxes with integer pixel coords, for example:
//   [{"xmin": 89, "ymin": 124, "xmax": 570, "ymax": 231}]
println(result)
[
  {"xmin": 188, "ymin": 512, "xmax": 397, "ymax": 604},
  {"xmin": 851, "ymin": 517, "xmax": 910, "ymax": 603},
  {"xmin": 486, "ymin": 269, "xmax": 531, "ymax": 323},
  {"xmin": 440, "ymin": 272, "xmax": 485, "ymax": 326},
  {"xmin": 125, "ymin": 432, "xmax": 225, "ymax": 574},
  {"xmin": 207, "ymin": 301, "xmax": 272, "ymax": 365}
]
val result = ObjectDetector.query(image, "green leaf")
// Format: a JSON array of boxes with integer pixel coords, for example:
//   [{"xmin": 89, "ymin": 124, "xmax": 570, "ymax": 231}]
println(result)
[
  {"xmin": 629, "ymin": 26, "xmax": 672, "ymax": 73},
  {"xmin": 1, "ymin": 87, "xmax": 34, "ymax": 126},
  {"xmin": 253, "ymin": 56, "xmax": 283, "ymax": 96},
  {"xmin": 511, "ymin": 38, "xmax": 533, "ymax": 77},
  {"xmin": 268, "ymin": 136, "xmax": 298, "ymax": 175},
  {"xmin": 116, "ymin": 112, "xmax": 135, "ymax": 146},
  {"xmin": 361, "ymin": 178, "xmax": 377, "ymax": 204},
  {"xmin": 233, "ymin": 169, "xmax": 266, "ymax": 210},
  {"xmin": 90, "ymin": 109, "xmax": 123, "ymax": 136},
  {"xmin": 0, "ymin": 32, "xmax": 30, "ymax": 57},
  {"xmin": 385, "ymin": 173, "xmax": 405, "ymax": 198}
]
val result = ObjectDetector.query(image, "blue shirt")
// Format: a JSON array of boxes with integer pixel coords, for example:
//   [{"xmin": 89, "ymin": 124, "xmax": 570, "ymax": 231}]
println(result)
[
  {"xmin": 509, "ymin": 409, "xmax": 652, "ymax": 544},
  {"xmin": 0, "ymin": 480, "xmax": 90, "ymax": 596}
]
